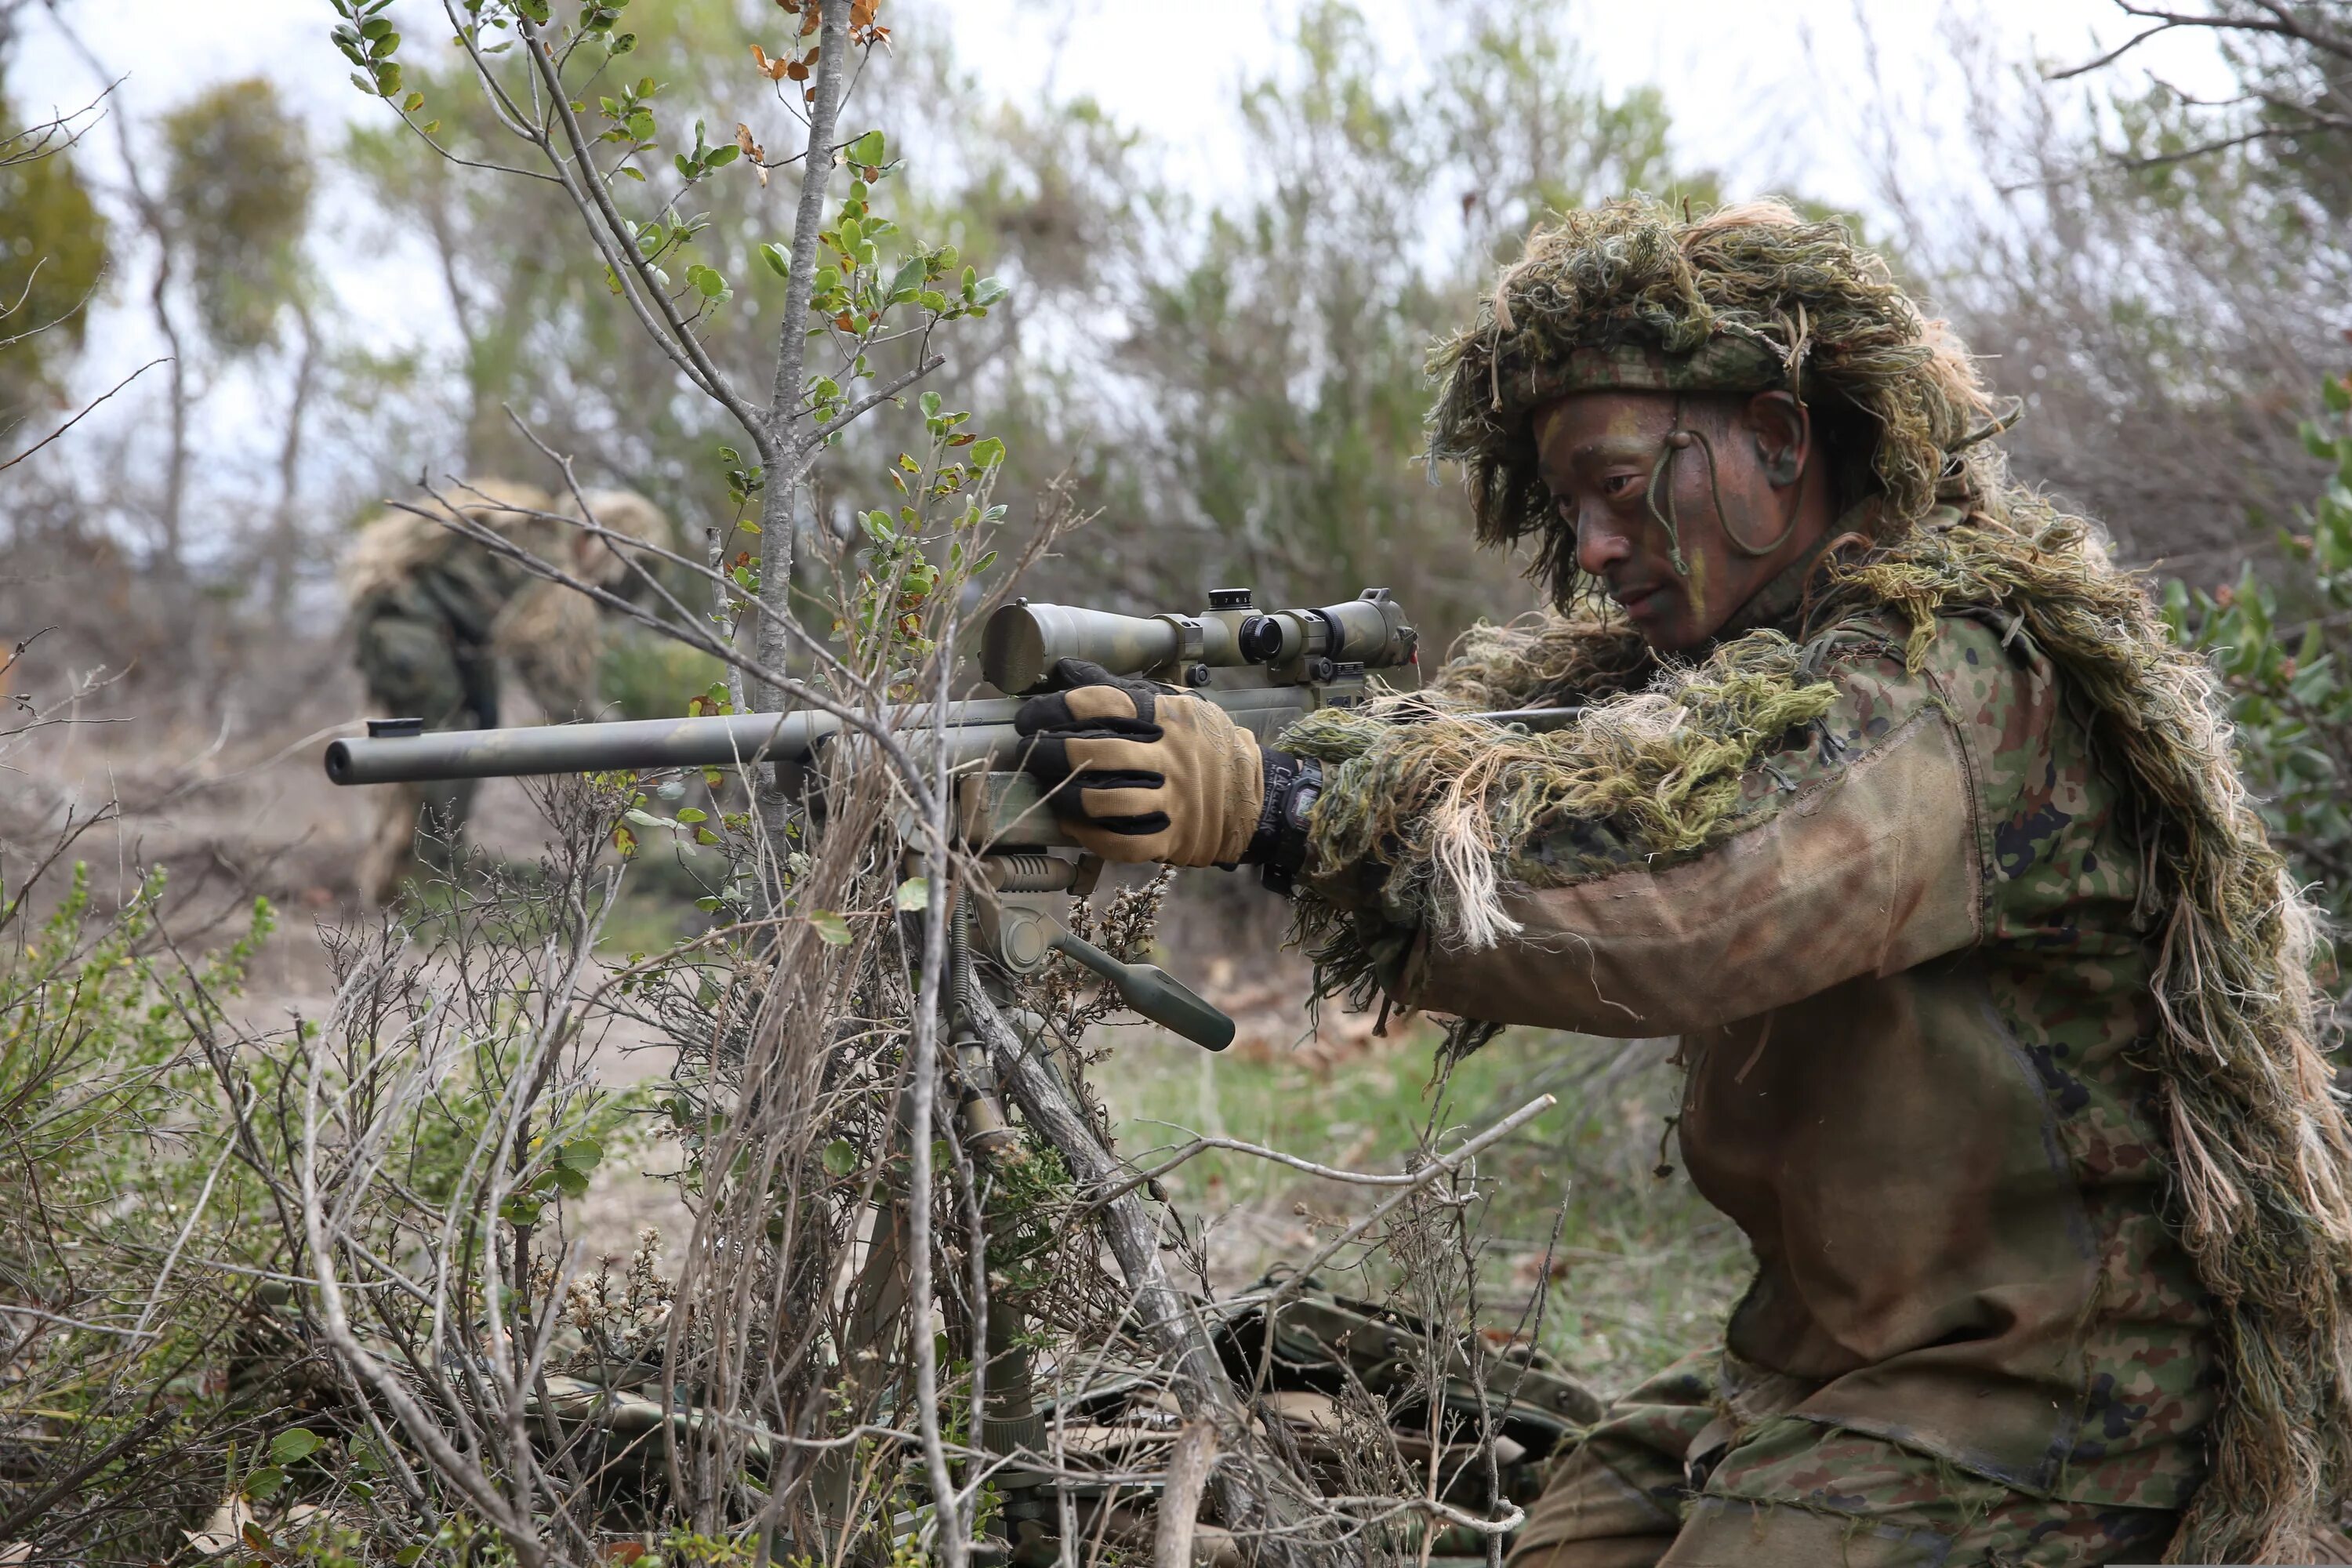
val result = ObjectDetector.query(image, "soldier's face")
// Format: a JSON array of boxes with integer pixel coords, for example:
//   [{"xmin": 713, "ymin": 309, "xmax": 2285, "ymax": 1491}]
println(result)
[{"xmin": 1532, "ymin": 390, "xmax": 1812, "ymax": 652}]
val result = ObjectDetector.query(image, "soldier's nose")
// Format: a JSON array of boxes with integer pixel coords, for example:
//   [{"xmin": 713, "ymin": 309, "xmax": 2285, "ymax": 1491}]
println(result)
[{"xmin": 1576, "ymin": 514, "xmax": 1632, "ymax": 577}]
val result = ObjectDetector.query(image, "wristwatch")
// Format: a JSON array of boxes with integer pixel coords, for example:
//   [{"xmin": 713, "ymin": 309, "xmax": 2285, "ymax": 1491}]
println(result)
[{"xmin": 1246, "ymin": 751, "xmax": 1323, "ymax": 895}]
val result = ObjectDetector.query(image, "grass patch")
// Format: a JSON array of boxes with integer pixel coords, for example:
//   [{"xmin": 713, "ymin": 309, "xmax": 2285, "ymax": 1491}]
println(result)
[{"xmin": 1097, "ymin": 1022, "xmax": 1752, "ymax": 1398}]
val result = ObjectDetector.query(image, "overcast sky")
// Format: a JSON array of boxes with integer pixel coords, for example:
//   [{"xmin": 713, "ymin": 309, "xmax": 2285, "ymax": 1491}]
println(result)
[
  {"xmin": 8, "ymin": 0, "xmax": 2234, "ymax": 527},
  {"xmin": 18, "ymin": 0, "xmax": 2234, "ymax": 201}
]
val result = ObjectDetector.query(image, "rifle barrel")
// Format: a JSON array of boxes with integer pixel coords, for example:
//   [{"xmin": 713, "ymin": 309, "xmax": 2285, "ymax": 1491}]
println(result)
[{"xmin": 323, "ymin": 687, "xmax": 1388, "ymax": 786}]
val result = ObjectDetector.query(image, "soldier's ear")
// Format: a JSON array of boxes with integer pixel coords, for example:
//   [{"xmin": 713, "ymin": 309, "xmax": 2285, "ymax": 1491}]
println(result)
[{"xmin": 1746, "ymin": 392, "xmax": 1809, "ymax": 489}]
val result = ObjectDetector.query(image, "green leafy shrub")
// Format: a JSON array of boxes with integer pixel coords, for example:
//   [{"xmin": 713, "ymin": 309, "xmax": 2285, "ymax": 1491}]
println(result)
[{"xmin": 2165, "ymin": 369, "xmax": 2352, "ymax": 966}]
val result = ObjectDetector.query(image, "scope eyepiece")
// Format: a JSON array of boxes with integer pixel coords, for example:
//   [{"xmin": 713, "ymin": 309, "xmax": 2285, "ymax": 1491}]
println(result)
[
  {"xmin": 1234, "ymin": 590, "xmax": 1416, "ymax": 671},
  {"xmin": 1236, "ymin": 615, "xmax": 1284, "ymax": 664}
]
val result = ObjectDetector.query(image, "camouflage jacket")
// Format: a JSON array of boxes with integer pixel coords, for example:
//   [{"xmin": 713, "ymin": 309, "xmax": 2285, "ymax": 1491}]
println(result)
[
  {"xmin": 1392, "ymin": 600, "xmax": 2214, "ymax": 1511},
  {"xmin": 350, "ymin": 543, "xmax": 533, "ymax": 729}
]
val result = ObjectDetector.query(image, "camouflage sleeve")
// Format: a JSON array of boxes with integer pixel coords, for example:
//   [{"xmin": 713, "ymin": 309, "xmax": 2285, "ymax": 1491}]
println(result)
[{"xmin": 1298, "ymin": 615, "xmax": 2024, "ymax": 1037}]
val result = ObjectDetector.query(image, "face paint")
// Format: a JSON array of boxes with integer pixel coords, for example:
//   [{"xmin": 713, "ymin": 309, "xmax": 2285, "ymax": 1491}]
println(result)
[{"xmin": 1533, "ymin": 390, "xmax": 1823, "ymax": 652}]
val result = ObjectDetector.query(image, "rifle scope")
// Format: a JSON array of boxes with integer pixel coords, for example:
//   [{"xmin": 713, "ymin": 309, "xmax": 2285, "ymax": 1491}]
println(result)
[
  {"xmin": 981, "ymin": 588, "xmax": 1416, "ymax": 694},
  {"xmin": 1234, "ymin": 588, "xmax": 1414, "ymax": 673}
]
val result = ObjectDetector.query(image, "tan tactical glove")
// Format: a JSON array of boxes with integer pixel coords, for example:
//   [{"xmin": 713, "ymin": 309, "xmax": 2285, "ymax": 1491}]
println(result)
[{"xmin": 1015, "ymin": 659, "xmax": 1265, "ymax": 866}]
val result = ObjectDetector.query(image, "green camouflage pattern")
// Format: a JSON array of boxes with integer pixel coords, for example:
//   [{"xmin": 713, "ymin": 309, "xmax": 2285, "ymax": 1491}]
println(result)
[
  {"xmin": 351, "ymin": 542, "xmax": 525, "ymax": 731},
  {"xmin": 1463, "ymin": 595, "xmax": 2216, "ymax": 1521},
  {"xmin": 1739, "ymin": 605, "xmax": 2207, "ymax": 1508},
  {"xmin": 1515, "ymin": 1358, "xmax": 2181, "ymax": 1566}
]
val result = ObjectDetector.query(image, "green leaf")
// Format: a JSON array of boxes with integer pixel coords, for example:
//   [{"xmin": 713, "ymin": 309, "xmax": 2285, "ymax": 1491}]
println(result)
[
  {"xmin": 394, "ymin": 1548, "xmax": 427, "ymax": 1566},
  {"xmin": 500, "ymin": 1196, "xmax": 544, "ymax": 1227},
  {"xmin": 402, "ymin": 90, "xmax": 425, "ymax": 111},
  {"xmin": 809, "ymin": 910, "xmax": 852, "ymax": 946},
  {"xmin": 848, "ymin": 128, "xmax": 887, "ymax": 166},
  {"xmin": 550, "ymin": 1165, "xmax": 591, "ymax": 1198},
  {"xmin": 822, "ymin": 1138, "xmax": 859, "ymax": 1177},
  {"xmin": 887, "ymin": 254, "xmax": 927, "ymax": 303},
  {"xmin": 970, "ymin": 437, "xmax": 1006, "ymax": 470},
  {"xmin": 706, "ymin": 143, "xmax": 739, "ymax": 168},
  {"xmin": 557, "ymin": 1138, "xmax": 604, "ymax": 1170},
  {"xmin": 894, "ymin": 876, "xmax": 929, "ymax": 911},
  {"xmin": 245, "ymin": 1464, "xmax": 286, "ymax": 1502},
  {"xmin": 759, "ymin": 242, "xmax": 791, "ymax": 278},
  {"xmin": 270, "ymin": 1428, "xmax": 326, "ymax": 1465},
  {"xmin": 2325, "ymin": 376, "xmax": 2352, "ymax": 415},
  {"xmin": 969, "ymin": 274, "xmax": 1010, "ymax": 308},
  {"xmin": 675, "ymin": 807, "xmax": 708, "ymax": 824}
]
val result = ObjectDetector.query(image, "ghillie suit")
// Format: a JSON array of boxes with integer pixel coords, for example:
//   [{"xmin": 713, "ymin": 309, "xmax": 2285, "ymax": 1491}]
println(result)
[
  {"xmin": 344, "ymin": 481, "xmax": 672, "ymax": 903},
  {"xmin": 1284, "ymin": 200, "xmax": 2352, "ymax": 1563}
]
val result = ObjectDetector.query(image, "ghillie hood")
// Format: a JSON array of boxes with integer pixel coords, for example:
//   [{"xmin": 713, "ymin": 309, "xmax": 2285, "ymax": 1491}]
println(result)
[
  {"xmin": 1425, "ymin": 197, "xmax": 1999, "ymax": 601},
  {"xmin": 1293, "ymin": 198, "xmax": 2352, "ymax": 1560},
  {"xmin": 339, "ymin": 479, "xmax": 558, "ymax": 604}
]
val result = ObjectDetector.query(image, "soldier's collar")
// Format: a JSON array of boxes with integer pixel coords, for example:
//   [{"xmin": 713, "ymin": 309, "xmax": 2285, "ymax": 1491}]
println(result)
[{"xmin": 1708, "ymin": 499, "xmax": 1879, "ymax": 646}]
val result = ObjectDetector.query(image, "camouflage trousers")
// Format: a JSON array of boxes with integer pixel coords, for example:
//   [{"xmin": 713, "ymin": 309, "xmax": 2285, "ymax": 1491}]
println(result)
[{"xmin": 1507, "ymin": 1352, "xmax": 2178, "ymax": 1568}]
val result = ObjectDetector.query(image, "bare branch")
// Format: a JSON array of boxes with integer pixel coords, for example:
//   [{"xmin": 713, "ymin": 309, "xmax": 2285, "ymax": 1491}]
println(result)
[{"xmin": 0, "ymin": 358, "xmax": 168, "ymax": 473}]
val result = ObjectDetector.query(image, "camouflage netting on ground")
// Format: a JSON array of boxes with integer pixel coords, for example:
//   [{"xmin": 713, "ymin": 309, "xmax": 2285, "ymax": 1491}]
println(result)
[{"xmin": 1290, "ymin": 195, "xmax": 2352, "ymax": 1562}]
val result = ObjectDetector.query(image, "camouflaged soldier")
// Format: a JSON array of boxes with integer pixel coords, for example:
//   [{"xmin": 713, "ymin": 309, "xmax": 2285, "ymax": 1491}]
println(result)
[
  {"xmin": 1017, "ymin": 200, "xmax": 2352, "ymax": 1564},
  {"xmin": 344, "ymin": 481, "xmax": 671, "ymax": 903}
]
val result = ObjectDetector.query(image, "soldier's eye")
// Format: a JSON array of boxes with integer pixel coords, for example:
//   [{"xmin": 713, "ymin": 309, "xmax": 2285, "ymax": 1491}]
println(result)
[{"xmin": 1601, "ymin": 470, "xmax": 1645, "ymax": 500}]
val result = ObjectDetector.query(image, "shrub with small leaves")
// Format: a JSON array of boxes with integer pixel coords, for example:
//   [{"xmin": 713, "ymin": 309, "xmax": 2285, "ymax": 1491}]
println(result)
[{"xmin": 2165, "ymin": 369, "xmax": 2352, "ymax": 982}]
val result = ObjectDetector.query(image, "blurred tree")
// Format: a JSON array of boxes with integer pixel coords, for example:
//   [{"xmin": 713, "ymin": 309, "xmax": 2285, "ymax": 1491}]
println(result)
[
  {"xmin": 1100, "ymin": 0, "xmax": 1715, "ymax": 654},
  {"xmin": 336, "ymin": 0, "xmax": 1715, "ymax": 661},
  {"xmin": 1913, "ymin": 5, "xmax": 2349, "ymax": 573},
  {"xmin": 162, "ymin": 78, "xmax": 312, "ymax": 355},
  {"xmin": 162, "ymin": 78, "xmax": 321, "ymax": 615},
  {"xmin": 0, "ymin": 84, "xmax": 109, "ymax": 430}
]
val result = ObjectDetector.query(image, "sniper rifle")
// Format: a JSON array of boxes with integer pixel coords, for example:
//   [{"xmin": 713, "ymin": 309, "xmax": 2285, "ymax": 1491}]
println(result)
[{"xmin": 324, "ymin": 587, "xmax": 1578, "ymax": 1051}]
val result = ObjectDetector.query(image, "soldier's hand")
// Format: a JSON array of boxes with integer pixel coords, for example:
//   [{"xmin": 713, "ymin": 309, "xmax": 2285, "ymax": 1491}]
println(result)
[{"xmin": 1014, "ymin": 659, "xmax": 1265, "ymax": 866}]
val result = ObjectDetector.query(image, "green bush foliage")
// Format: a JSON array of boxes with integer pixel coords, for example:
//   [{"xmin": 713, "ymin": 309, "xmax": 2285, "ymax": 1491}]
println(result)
[{"xmin": 2165, "ymin": 369, "xmax": 2352, "ymax": 953}]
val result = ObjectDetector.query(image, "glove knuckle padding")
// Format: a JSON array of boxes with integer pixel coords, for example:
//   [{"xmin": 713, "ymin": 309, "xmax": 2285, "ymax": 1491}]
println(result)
[
  {"xmin": 1062, "ymin": 684, "xmax": 1152, "ymax": 726},
  {"xmin": 1017, "ymin": 678, "xmax": 1266, "ymax": 866}
]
